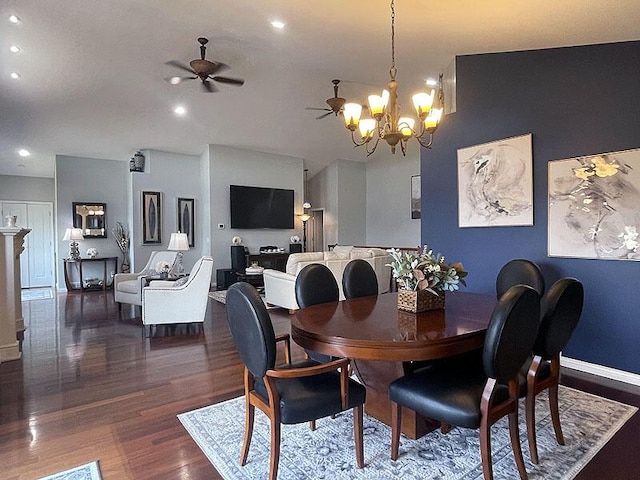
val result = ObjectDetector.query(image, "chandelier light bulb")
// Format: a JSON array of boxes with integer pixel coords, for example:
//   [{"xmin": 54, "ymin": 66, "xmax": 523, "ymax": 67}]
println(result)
[
  {"xmin": 399, "ymin": 117, "xmax": 415, "ymax": 138},
  {"xmin": 359, "ymin": 118, "xmax": 377, "ymax": 140},
  {"xmin": 343, "ymin": 103, "xmax": 362, "ymax": 130}
]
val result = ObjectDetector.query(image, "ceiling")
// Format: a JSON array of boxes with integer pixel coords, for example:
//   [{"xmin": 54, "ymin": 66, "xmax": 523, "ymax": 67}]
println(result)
[{"xmin": 2, "ymin": 1, "xmax": 640, "ymax": 179}]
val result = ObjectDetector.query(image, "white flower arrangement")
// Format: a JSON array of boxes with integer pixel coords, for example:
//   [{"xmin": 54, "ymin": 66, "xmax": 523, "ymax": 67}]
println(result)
[
  {"xmin": 155, "ymin": 260, "xmax": 171, "ymax": 273},
  {"xmin": 86, "ymin": 247, "xmax": 98, "ymax": 258}
]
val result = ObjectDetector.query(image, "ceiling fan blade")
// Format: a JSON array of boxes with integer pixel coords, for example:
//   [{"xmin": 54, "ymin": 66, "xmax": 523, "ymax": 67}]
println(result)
[
  {"xmin": 211, "ymin": 76, "xmax": 245, "ymax": 86},
  {"xmin": 202, "ymin": 80, "xmax": 217, "ymax": 93},
  {"xmin": 315, "ymin": 111, "xmax": 333, "ymax": 120},
  {"xmin": 164, "ymin": 76, "xmax": 197, "ymax": 84},
  {"xmin": 305, "ymin": 107, "xmax": 332, "ymax": 112},
  {"xmin": 165, "ymin": 60, "xmax": 196, "ymax": 74},
  {"xmin": 209, "ymin": 62, "xmax": 229, "ymax": 75}
]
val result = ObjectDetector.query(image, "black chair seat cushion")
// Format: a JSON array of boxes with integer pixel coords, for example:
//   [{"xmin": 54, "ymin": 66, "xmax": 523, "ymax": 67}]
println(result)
[
  {"xmin": 389, "ymin": 367, "xmax": 509, "ymax": 429},
  {"xmin": 254, "ymin": 360, "xmax": 366, "ymax": 424}
]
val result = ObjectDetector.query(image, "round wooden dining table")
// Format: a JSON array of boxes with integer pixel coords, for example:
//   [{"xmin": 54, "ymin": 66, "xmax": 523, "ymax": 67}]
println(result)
[{"xmin": 291, "ymin": 291, "xmax": 497, "ymax": 439}]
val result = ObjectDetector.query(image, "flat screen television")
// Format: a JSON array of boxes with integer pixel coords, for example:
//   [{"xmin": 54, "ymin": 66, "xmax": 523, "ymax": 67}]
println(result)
[{"xmin": 230, "ymin": 185, "xmax": 294, "ymax": 229}]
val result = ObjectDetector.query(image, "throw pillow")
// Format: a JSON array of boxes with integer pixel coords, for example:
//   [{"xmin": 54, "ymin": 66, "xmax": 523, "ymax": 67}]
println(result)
[
  {"xmin": 332, "ymin": 245, "xmax": 353, "ymax": 259},
  {"xmin": 174, "ymin": 276, "xmax": 189, "ymax": 287},
  {"xmin": 350, "ymin": 248, "xmax": 373, "ymax": 259}
]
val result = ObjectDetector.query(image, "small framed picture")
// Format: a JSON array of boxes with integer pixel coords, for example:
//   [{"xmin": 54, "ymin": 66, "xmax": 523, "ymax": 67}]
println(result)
[
  {"xmin": 177, "ymin": 197, "xmax": 195, "ymax": 247},
  {"xmin": 142, "ymin": 191, "xmax": 162, "ymax": 244},
  {"xmin": 411, "ymin": 175, "xmax": 421, "ymax": 219}
]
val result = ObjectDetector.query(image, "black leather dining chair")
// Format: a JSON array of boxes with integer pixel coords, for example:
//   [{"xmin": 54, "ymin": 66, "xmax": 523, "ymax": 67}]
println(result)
[
  {"xmin": 343, "ymin": 259, "xmax": 378, "ymax": 299},
  {"xmin": 389, "ymin": 285, "xmax": 541, "ymax": 480},
  {"xmin": 225, "ymin": 282, "xmax": 366, "ymax": 480},
  {"xmin": 295, "ymin": 263, "xmax": 340, "ymax": 364},
  {"xmin": 496, "ymin": 259, "xmax": 545, "ymax": 299},
  {"xmin": 521, "ymin": 277, "xmax": 584, "ymax": 464}
]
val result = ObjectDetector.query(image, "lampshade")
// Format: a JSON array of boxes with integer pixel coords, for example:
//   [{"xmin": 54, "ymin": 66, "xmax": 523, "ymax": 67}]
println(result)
[
  {"xmin": 168, "ymin": 232, "xmax": 190, "ymax": 251},
  {"xmin": 63, "ymin": 228, "xmax": 84, "ymax": 241},
  {"xmin": 299, "ymin": 213, "xmax": 312, "ymax": 222}
]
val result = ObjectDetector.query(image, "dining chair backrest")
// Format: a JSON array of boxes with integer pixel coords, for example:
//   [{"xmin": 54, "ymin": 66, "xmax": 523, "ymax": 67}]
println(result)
[
  {"xmin": 343, "ymin": 259, "xmax": 378, "ymax": 299},
  {"xmin": 534, "ymin": 277, "xmax": 583, "ymax": 360},
  {"xmin": 483, "ymin": 285, "xmax": 541, "ymax": 383},
  {"xmin": 225, "ymin": 282, "xmax": 276, "ymax": 379},
  {"xmin": 295, "ymin": 263, "xmax": 339, "ymax": 308},
  {"xmin": 496, "ymin": 259, "xmax": 545, "ymax": 299}
]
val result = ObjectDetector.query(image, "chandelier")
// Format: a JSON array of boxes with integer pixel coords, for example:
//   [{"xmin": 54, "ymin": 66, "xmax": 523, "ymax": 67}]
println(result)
[{"xmin": 343, "ymin": 0, "xmax": 444, "ymax": 156}]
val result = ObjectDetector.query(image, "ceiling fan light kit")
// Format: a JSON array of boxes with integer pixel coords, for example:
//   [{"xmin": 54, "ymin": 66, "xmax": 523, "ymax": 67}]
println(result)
[
  {"xmin": 164, "ymin": 37, "xmax": 245, "ymax": 93},
  {"xmin": 343, "ymin": 0, "xmax": 444, "ymax": 156}
]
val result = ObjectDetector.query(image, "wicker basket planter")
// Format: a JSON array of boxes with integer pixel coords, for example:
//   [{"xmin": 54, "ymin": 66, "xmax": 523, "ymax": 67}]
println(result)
[{"xmin": 397, "ymin": 289, "xmax": 445, "ymax": 313}]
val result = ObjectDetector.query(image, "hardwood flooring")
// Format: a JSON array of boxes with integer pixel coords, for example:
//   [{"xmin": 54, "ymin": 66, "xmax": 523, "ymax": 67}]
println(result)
[{"xmin": 0, "ymin": 290, "xmax": 638, "ymax": 479}]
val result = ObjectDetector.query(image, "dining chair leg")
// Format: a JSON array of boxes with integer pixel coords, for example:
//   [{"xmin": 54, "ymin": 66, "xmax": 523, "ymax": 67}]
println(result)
[
  {"xmin": 508, "ymin": 410, "xmax": 528, "ymax": 480},
  {"xmin": 353, "ymin": 405, "xmax": 364, "ymax": 468},
  {"xmin": 549, "ymin": 382, "xmax": 565, "ymax": 445},
  {"xmin": 479, "ymin": 415, "xmax": 494, "ymax": 480},
  {"xmin": 525, "ymin": 389, "xmax": 539, "ymax": 464},
  {"xmin": 390, "ymin": 401, "xmax": 402, "ymax": 461},
  {"xmin": 240, "ymin": 402, "xmax": 255, "ymax": 466},
  {"xmin": 268, "ymin": 419, "xmax": 281, "ymax": 480}
]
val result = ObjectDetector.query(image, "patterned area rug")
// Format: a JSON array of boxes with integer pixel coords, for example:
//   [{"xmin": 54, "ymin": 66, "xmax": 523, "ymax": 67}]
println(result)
[
  {"xmin": 209, "ymin": 290, "xmax": 278, "ymax": 310},
  {"xmin": 178, "ymin": 386, "xmax": 636, "ymax": 480},
  {"xmin": 21, "ymin": 288, "xmax": 53, "ymax": 301},
  {"xmin": 37, "ymin": 461, "xmax": 102, "ymax": 480}
]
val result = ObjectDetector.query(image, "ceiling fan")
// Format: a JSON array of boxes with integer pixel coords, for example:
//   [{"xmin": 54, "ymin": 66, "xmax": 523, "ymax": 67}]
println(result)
[
  {"xmin": 164, "ymin": 37, "xmax": 245, "ymax": 92},
  {"xmin": 306, "ymin": 79, "xmax": 346, "ymax": 119}
]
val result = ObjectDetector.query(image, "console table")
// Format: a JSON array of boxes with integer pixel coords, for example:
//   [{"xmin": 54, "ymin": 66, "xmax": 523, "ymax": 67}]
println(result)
[
  {"xmin": 63, "ymin": 257, "xmax": 118, "ymax": 292},
  {"xmin": 246, "ymin": 252, "xmax": 289, "ymax": 272}
]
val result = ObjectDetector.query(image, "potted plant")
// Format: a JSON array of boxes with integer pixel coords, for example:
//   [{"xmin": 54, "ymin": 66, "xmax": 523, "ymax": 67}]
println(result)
[{"xmin": 387, "ymin": 245, "xmax": 468, "ymax": 312}]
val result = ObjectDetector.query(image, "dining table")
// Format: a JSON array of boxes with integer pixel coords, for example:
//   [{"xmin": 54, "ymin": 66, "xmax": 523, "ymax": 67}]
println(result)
[{"xmin": 291, "ymin": 291, "xmax": 497, "ymax": 439}]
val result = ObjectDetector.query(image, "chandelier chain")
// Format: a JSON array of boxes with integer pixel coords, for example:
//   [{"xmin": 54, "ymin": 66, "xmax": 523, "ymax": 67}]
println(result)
[{"xmin": 390, "ymin": 0, "xmax": 397, "ymax": 80}]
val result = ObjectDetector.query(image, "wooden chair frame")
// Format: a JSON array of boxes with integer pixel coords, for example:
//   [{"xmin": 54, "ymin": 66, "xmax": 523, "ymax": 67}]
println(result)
[{"xmin": 240, "ymin": 333, "xmax": 364, "ymax": 480}]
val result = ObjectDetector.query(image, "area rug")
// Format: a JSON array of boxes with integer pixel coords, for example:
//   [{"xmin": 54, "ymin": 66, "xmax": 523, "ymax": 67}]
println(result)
[
  {"xmin": 37, "ymin": 460, "xmax": 102, "ymax": 480},
  {"xmin": 178, "ymin": 386, "xmax": 636, "ymax": 480},
  {"xmin": 21, "ymin": 288, "xmax": 53, "ymax": 301},
  {"xmin": 209, "ymin": 290, "xmax": 278, "ymax": 310}
]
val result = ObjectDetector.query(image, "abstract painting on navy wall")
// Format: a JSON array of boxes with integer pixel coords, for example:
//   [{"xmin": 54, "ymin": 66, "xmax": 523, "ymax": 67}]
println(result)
[
  {"xmin": 457, "ymin": 133, "xmax": 533, "ymax": 228},
  {"xmin": 548, "ymin": 147, "xmax": 640, "ymax": 260}
]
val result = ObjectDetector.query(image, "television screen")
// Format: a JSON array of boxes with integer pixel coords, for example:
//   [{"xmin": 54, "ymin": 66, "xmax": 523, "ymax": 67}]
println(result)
[{"xmin": 230, "ymin": 185, "xmax": 294, "ymax": 229}]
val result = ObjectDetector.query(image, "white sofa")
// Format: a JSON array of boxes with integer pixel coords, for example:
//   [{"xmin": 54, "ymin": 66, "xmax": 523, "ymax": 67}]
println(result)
[{"xmin": 263, "ymin": 246, "xmax": 391, "ymax": 311}]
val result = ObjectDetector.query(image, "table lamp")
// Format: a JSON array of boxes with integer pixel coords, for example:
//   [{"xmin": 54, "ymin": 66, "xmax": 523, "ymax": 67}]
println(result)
[
  {"xmin": 168, "ymin": 232, "xmax": 190, "ymax": 274},
  {"xmin": 62, "ymin": 227, "xmax": 84, "ymax": 260}
]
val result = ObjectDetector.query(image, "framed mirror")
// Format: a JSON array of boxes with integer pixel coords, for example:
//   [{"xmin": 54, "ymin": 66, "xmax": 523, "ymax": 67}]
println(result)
[{"xmin": 72, "ymin": 202, "xmax": 107, "ymax": 238}]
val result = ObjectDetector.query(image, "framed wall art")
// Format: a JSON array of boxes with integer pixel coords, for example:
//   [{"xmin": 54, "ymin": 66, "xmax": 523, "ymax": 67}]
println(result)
[
  {"xmin": 142, "ymin": 191, "xmax": 162, "ymax": 244},
  {"xmin": 548, "ymin": 148, "xmax": 640, "ymax": 260},
  {"xmin": 411, "ymin": 175, "xmax": 421, "ymax": 219},
  {"xmin": 177, "ymin": 197, "xmax": 195, "ymax": 247},
  {"xmin": 457, "ymin": 133, "xmax": 533, "ymax": 228}
]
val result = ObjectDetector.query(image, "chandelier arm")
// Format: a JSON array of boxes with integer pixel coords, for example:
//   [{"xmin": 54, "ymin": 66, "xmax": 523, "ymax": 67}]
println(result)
[
  {"xmin": 400, "ymin": 140, "xmax": 407, "ymax": 157},
  {"xmin": 350, "ymin": 130, "xmax": 369, "ymax": 147},
  {"xmin": 365, "ymin": 137, "xmax": 381, "ymax": 156},
  {"xmin": 415, "ymin": 132, "xmax": 435, "ymax": 149}
]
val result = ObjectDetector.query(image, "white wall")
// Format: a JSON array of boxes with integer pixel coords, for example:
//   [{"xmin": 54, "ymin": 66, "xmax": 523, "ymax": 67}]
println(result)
[
  {"xmin": 0, "ymin": 175, "xmax": 54, "ymax": 202},
  {"xmin": 55, "ymin": 155, "xmax": 128, "ymax": 288},
  {"xmin": 366, "ymin": 151, "xmax": 420, "ymax": 247},
  {"xmin": 207, "ymin": 145, "xmax": 304, "ymax": 271},
  {"xmin": 131, "ymin": 149, "xmax": 204, "ymax": 272}
]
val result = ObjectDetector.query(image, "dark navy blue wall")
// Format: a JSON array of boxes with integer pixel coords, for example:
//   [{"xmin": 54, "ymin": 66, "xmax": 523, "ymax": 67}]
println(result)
[{"xmin": 422, "ymin": 41, "xmax": 640, "ymax": 374}]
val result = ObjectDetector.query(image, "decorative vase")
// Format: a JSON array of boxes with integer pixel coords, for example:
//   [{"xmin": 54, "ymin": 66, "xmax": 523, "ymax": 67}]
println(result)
[
  {"xmin": 397, "ymin": 289, "xmax": 445, "ymax": 313},
  {"xmin": 4, "ymin": 215, "xmax": 17, "ymax": 227},
  {"xmin": 130, "ymin": 151, "xmax": 145, "ymax": 172}
]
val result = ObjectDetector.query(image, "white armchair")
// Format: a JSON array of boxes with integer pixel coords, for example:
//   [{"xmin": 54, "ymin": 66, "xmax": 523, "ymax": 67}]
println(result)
[
  {"xmin": 113, "ymin": 251, "xmax": 178, "ymax": 310},
  {"xmin": 141, "ymin": 256, "xmax": 214, "ymax": 331}
]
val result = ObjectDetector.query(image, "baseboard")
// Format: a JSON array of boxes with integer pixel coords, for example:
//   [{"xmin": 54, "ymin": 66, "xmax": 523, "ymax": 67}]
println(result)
[{"xmin": 561, "ymin": 356, "xmax": 640, "ymax": 386}]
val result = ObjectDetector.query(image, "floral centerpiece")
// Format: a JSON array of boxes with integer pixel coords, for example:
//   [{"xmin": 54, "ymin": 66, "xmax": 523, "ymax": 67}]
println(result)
[
  {"xmin": 112, "ymin": 222, "xmax": 130, "ymax": 273},
  {"xmin": 155, "ymin": 261, "xmax": 171, "ymax": 277},
  {"xmin": 387, "ymin": 245, "xmax": 468, "ymax": 312}
]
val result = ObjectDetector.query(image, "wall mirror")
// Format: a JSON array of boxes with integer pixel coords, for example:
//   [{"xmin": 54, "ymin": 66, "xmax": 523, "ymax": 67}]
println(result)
[{"xmin": 72, "ymin": 202, "xmax": 107, "ymax": 238}]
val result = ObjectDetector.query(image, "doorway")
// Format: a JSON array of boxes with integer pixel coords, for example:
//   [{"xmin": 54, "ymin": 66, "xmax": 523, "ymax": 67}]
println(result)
[
  {"xmin": 1, "ymin": 201, "xmax": 54, "ymax": 287},
  {"xmin": 308, "ymin": 209, "xmax": 324, "ymax": 252}
]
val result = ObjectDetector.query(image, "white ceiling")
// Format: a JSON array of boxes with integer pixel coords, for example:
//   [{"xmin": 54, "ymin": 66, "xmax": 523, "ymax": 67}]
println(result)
[{"xmin": 2, "ymin": 0, "xmax": 640, "ymax": 178}]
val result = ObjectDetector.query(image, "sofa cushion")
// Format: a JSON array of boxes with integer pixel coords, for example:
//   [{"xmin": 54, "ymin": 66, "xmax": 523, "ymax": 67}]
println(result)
[
  {"xmin": 332, "ymin": 245, "xmax": 354, "ymax": 259},
  {"xmin": 117, "ymin": 279, "xmax": 139, "ymax": 294},
  {"xmin": 324, "ymin": 251, "xmax": 341, "ymax": 261},
  {"xmin": 286, "ymin": 252, "xmax": 324, "ymax": 275},
  {"xmin": 350, "ymin": 248, "xmax": 373, "ymax": 259},
  {"xmin": 368, "ymin": 248, "xmax": 389, "ymax": 257}
]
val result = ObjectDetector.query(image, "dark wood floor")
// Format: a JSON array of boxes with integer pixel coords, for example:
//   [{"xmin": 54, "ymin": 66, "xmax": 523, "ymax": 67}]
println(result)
[{"xmin": 1, "ymin": 290, "xmax": 638, "ymax": 479}]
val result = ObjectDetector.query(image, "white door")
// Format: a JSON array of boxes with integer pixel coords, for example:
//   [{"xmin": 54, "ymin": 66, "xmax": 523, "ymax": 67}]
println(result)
[
  {"xmin": 309, "ymin": 209, "xmax": 324, "ymax": 252},
  {"xmin": 1, "ymin": 202, "xmax": 54, "ymax": 287}
]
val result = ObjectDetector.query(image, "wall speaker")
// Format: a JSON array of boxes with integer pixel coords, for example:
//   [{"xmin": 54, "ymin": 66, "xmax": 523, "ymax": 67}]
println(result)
[
  {"xmin": 289, "ymin": 243, "xmax": 303, "ymax": 253},
  {"xmin": 230, "ymin": 245, "xmax": 247, "ymax": 272}
]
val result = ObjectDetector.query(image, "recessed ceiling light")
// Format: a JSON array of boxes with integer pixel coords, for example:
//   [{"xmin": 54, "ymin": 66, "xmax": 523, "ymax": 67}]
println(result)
[
  {"xmin": 10, "ymin": 45, "xmax": 21, "ymax": 53},
  {"xmin": 9, "ymin": 15, "xmax": 20, "ymax": 24},
  {"xmin": 270, "ymin": 20, "xmax": 285, "ymax": 29},
  {"xmin": 11, "ymin": 72, "xmax": 21, "ymax": 79},
  {"xmin": 169, "ymin": 76, "xmax": 181, "ymax": 85},
  {"xmin": 173, "ymin": 105, "xmax": 186, "ymax": 116},
  {"xmin": 18, "ymin": 149, "xmax": 30, "ymax": 157}
]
